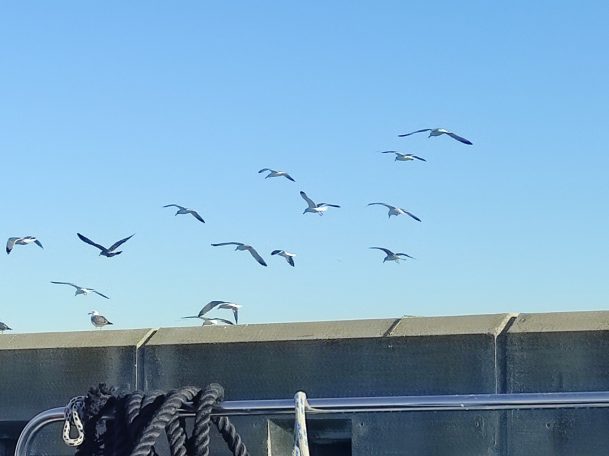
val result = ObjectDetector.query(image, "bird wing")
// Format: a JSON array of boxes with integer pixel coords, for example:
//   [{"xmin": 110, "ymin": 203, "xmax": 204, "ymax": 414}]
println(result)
[
  {"xmin": 163, "ymin": 204, "xmax": 186, "ymax": 210},
  {"xmin": 245, "ymin": 246, "xmax": 267, "ymax": 266},
  {"xmin": 404, "ymin": 211, "xmax": 422, "ymax": 222},
  {"xmin": 368, "ymin": 202, "xmax": 393, "ymax": 209},
  {"xmin": 446, "ymin": 132, "xmax": 473, "ymax": 145},
  {"xmin": 34, "ymin": 239, "xmax": 44, "ymax": 249},
  {"xmin": 6, "ymin": 237, "xmax": 19, "ymax": 254},
  {"xmin": 77, "ymin": 233, "xmax": 107, "ymax": 251},
  {"xmin": 318, "ymin": 203, "xmax": 340, "ymax": 208},
  {"xmin": 93, "ymin": 290, "xmax": 110, "ymax": 299},
  {"xmin": 258, "ymin": 168, "xmax": 273, "ymax": 173},
  {"xmin": 50, "ymin": 281, "xmax": 79, "ymax": 289},
  {"xmin": 182, "ymin": 315, "xmax": 201, "ymax": 319},
  {"xmin": 232, "ymin": 308, "xmax": 239, "ymax": 324},
  {"xmin": 284, "ymin": 173, "xmax": 295, "ymax": 182},
  {"xmin": 408, "ymin": 155, "xmax": 427, "ymax": 161},
  {"xmin": 211, "ymin": 242, "xmax": 243, "ymax": 247},
  {"xmin": 300, "ymin": 191, "xmax": 317, "ymax": 209},
  {"xmin": 197, "ymin": 300, "xmax": 227, "ymax": 317},
  {"xmin": 271, "ymin": 249, "xmax": 282, "ymax": 255},
  {"xmin": 380, "ymin": 150, "xmax": 398, "ymax": 154},
  {"xmin": 108, "ymin": 234, "xmax": 135, "ymax": 251},
  {"xmin": 397, "ymin": 253, "xmax": 415, "ymax": 259},
  {"xmin": 287, "ymin": 256, "xmax": 295, "ymax": 267},
  {"xmin": 370, "ymin": 247, "xmax": 393, "ymax": 256},
  {"xmin": 188, "ymin": 210, "xmax": 205, "ymax": 223},
  {"xmin": 398, "ymin": 129, "xmax": 431, "ymax": 137},
  {"xmin": 93, "ymin": 315, "xmax": 110, "ymax": 325}
]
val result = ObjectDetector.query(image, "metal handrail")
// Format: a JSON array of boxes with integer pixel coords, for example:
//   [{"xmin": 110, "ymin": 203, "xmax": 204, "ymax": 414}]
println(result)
[{"xmin": 15, "ymin": 391, "xmax": 609, "ymax": 455}]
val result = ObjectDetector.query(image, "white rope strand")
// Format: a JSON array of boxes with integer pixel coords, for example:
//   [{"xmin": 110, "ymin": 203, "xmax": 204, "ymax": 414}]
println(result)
[{"xmin": 292, "ymin": 391, "xmax": 310, "ymax": 456}]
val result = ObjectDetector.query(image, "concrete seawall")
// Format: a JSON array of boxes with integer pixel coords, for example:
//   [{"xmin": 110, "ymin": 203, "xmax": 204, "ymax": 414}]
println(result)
[{"xmin": 1, "ymin": 311, "xmax": 609, "ymax": 455}]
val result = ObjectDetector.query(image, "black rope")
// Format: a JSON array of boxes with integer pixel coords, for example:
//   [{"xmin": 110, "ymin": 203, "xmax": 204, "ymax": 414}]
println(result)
[{"xmin": 74, "ymin": 383, "xmax": 249, "ymax": 456}]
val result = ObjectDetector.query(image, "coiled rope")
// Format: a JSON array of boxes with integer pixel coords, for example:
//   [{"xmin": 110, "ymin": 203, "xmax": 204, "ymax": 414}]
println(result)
[{"xmin": 65, "ymin": 383, "xmax": 248, "ymax": 456}]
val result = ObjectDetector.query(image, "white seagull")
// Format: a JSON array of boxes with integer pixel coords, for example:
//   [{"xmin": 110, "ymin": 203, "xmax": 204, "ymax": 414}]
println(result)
[
  {"xmin": 271, "ymin": 250, "xmax": 295, "ymax": 267},
  {"xmin": 211, "ymin": 242, "xmax": 267, "ymax": 267},
  {"xmin": 163, "ymin": 204, "xmax": 205, "ymax": 223},
  {"xmin": 6, "ymin": 236, "xmax": 43, "ymax": 254},
  {"xmin": 77, "ymin": 233, "xmax": 134, "ymax": 257},
  {"xmin": 381, "ymin": 151, "xmax": 426, "ymax": 162},
  {"xmin": 183, "ymin": 300, "xmax": 242, "ymax": 324},
  {"xmin": 0, "ymin": 322, "xmax": 12, "ymax": 333},
  {"xmin": 367, "ymin": 203, "xmax": 421, "ymax": 221},
  {"xmin": 370, "ymin": 247, "xmax": 415, "ymax": 263},
  {"xmin": 300, "ymin": 191, "xmax": 340, "ymax": 215},
  {"xmin": 258, "ymin": 168, "xmax": 295, "ymax": 182},
  {"xmin": 88, "ymin": 310, "xmax": 113, "ymax": 329},
  {"xmin": 50, "ymin": 281, "xmax": 110, "ymax": 299},
  {"xmin": 201, "ymin": 317, "xmax": 234, "ymax": 326},
  {"xmin": 398, "ymin": 128, "xmax": 473, "ymax": 145}
]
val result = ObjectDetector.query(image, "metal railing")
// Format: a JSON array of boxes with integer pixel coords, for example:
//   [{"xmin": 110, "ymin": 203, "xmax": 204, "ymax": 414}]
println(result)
[{"xmin": 15, "ymin": 391, "xmax": 609, "ymax": 455}]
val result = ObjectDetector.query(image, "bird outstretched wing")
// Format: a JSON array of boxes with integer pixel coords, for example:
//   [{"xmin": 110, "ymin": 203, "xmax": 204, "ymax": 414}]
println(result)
[
  {"xmin": 93, "ymin": 290, "xmax": 110, "ymax": 299},
  {"xmin": 446, "ymin": 132, "xmax": 473, "ymax": 145},
  {"xmin": 77, "ymin": 233, "xmax": 107, "ymax": 251},
  {"xmin": 189, "ymin": 210, "xmax": 205, "ymax": 223},
  {"xmin": 368, "ymin": 202, "xmax": 393, "ymax": 209},
  {"xmin": 163, "ymin": 204, "xmax": 186, "ymax": 210},
  {"xmin": 398, "ymin": 129, "xmax": 432, "ymax": 137},
  {"xmin": 197, "ymin": 300, "xmax": 230, "ymax": 317},
  {"xmin": 245, "ymin": 246, "xmax": 267, "ymax": 267},
  {"xmin": 109, "ymin": 234, "xmax": 135, "ymax": 251},
  {"xmin": 404, "ymin": 211, "xmax": 422, "ymax": 222},
  {"xmin": 299, "ymin": 191, "xmax": 317, "ymax": 209},
  {"xmin": 370, "ymin": 247, "xmax": 394, "ymax": 256},
  {"xmin": 211, "ymin": 242, "xmax": 244, "ymax": 247},
  {"xmin": 51, "ymin": 281, "xmax": 79, "ymax": 289}
]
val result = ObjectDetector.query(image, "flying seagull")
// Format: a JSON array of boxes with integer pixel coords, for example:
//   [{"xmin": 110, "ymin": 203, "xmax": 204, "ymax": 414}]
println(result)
[
  {"xmin": 50, "ymin": 281, "xmax": 110, "ymax": 299},
  {"xmin": 367, "ymin": 203, "xmax": 421, "ymax": 221},
  {"xmin": 183, "ymin": 300, "xmax": 242, "ymax": 324},
  {"xmin": 398, "ymin": 128, "xmax": 472, "ymax": 145},
  {"xmin": 201, "ymin": 317, "xmax": 234, "ymax": 326},
  {"xmin": 211, "ymin": 242, "xmax": 267, "ymax": 267},
  {"xmin": 300, "ymin": 191, "xmax": 340, "ymax": 215},
  {"xmin": 258, "ymin": 168, "xmax": 295, "ymax": 182},
  {"xmin": 381, "ymin": 151, "xmax": 426, "ymax": 162},
  {"xmin": 88, "ymin": 310, "xmax": 113, "ymax": 329},
  {"xmin": 370, "ymin": 247, "xmax": 415, "ymax": 263},
  {"xmin": 0, "ymin": 322, "xmax": 12, "ymax": 333},
  {"xmin": 6, "ymin": 236, "xmax": 43, "ymax": 254},
  {"xmin": 77, "ymin": 233, "xmax": 134, "ymax": 257},
  {"xmin": 163, "ymin": 204, "xmax": 205, "ymax": 223},
  {"xmin": 271, "ymin": 249, "xmax": 295, "ymax": 267}
]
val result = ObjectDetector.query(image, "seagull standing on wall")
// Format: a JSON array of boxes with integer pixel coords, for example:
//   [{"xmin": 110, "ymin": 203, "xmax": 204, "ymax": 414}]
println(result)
[
  {"xmin": 381, "ymin": 151, "xmax": 427, "ymax": 162},
  {"xmin": 300, "ymin": 191, "xmax": 340, "ymax": 215},
  {"xmin": 367, "ymin": 203, "xmax": 421, "ymax": 221},
  {"xmin": 163, "ymin": 204, "xmax": 205, "ymax": 223},
  {"xmin": 77, "ymin": 233, "xmax": 134, "ymax": 257},
  {"xmin": 271, "ymin": 250, "xmax": 295, "ymax": 267},
  {"xmin": 211, "ymin": 242, "xmax": 267, "ymax": 267},
  {"xmin": 88, "ymin": 310, "xmax": 113, "ymax": 329},
  {"xmin": 183, "ymin": 300, "xmax": 242, "ymax": 324},
  {"xmin": 50, "ymin": 281, "xmax": 110, "ymax": 299},
  {"xmin": 258, "ymin": 168, "xmax": 296, "ymax": 182},
  {"xmin": 6, "ymin": 236, "xmax": 43, "ymax": 254},
  {"xmin": 398, "ymin": 128, "xmax": 473, "ymax": 145},
  {"xmin": 369, "ymin": 247, "xmax": 415, "ymax": 263}
]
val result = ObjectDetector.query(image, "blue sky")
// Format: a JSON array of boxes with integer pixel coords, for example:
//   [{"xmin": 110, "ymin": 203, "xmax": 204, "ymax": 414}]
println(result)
[{"xmin": 1, "ymin": 1, "xmax": 608, "ymax": 332}]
